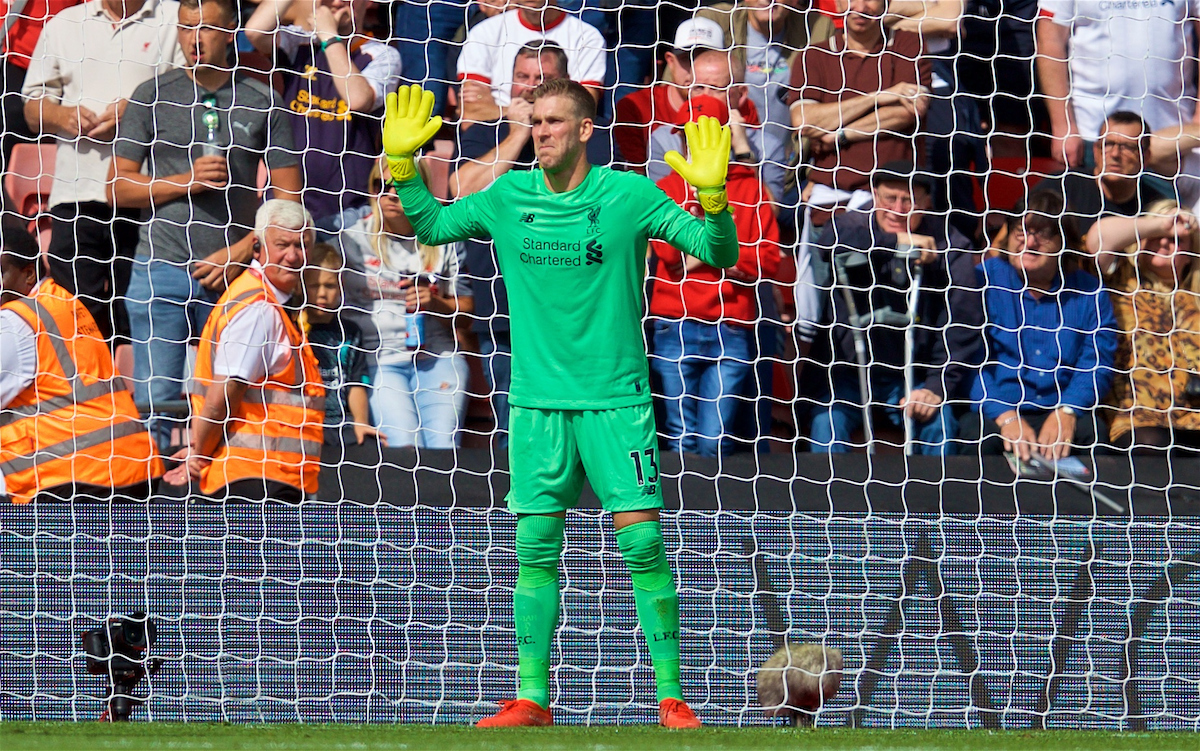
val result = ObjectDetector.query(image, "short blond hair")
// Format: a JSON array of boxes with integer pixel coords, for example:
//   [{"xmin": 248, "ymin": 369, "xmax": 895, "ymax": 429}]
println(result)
[{"xmin": 530, "ymin": 77, "xmax": 595, "ymax": 121}]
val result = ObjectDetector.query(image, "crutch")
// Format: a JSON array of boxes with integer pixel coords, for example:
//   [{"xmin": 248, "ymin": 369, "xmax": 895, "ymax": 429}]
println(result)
[
  {"xmin": 832, "ymin": 250, "xmax": 875, "ymax": 453},
  {"xmin": 901, "ymin": 254, "xmax": 924, "ymax": 456}
]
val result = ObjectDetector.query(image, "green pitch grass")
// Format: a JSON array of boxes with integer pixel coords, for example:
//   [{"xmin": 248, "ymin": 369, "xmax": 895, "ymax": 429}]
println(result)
[{"xmin": 2, "ymin": 723, "xmax": 1197, "ymax": 751}]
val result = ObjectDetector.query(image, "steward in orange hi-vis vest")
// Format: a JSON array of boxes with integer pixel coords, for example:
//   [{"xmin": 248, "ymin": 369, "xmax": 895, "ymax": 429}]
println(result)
[
  {"xmin": 0, "ymin": 279, "xmax": 163, "ymax": 504},
  {"xmin": 189, "ymin": 267, "xmax": 325, "ymax": 497}
]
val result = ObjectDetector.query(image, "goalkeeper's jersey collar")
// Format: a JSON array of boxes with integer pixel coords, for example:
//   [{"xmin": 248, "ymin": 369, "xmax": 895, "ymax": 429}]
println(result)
[{"xmin": 534, "ymin": 163, "xmax": 597, "ymax": 197}]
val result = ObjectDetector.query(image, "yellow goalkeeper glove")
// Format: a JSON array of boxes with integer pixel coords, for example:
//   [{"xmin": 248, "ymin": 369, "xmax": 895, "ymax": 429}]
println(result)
[
  {"xmin": 383, "ymin": 84, "xmax": 443, "ymax": 183},
  {"xmin": 663, "ymin": 115, "xmax": 732, "ymax": 215}
]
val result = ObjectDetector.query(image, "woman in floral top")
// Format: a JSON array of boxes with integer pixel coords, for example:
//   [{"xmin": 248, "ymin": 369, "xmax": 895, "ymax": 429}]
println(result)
[
  {"xmin": 1086, "ymin": 198, "xmax": 1200, "ymax": 452},
  {"xmin": 338, "ymin": 160, "xmax": 473, "ymax": 448}
]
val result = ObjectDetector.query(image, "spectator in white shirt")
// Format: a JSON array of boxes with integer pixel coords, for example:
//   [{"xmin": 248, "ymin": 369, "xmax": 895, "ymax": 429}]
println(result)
[
  {"xmin": 1036, "ymin": 0, "xmax": 1200, "ymax": 169},
  {"xmin": 21, "ymin": 0, "xmax": 184, "ymax": 345},
  {"xmin": 457, "ymin": 0, "xmax": 605, "ymax": 125}
]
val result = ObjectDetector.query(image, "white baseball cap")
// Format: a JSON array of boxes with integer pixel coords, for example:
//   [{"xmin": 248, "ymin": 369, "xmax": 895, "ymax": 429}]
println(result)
[{"xmin": 672, "ymin": 17, "xmax": 726, "ymax": 53}]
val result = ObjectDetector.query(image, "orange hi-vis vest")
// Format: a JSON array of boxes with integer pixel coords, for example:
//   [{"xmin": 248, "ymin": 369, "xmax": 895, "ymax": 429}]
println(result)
[
  {"xmin": 190, "ymin": 270, "xmax": 324, "ymax": 496},
  {"xmin": 0, "ymin": 280, "xmax": 163, "ymax": 504}
]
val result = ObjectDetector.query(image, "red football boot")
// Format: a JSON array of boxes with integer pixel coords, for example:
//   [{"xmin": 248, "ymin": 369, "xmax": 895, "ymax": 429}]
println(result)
[
  {"xmin": 659, "ymin": 698, "xmax": 702, "ymax": 728},
  {"xmin": 476, "ymin": 699, "xmax": 554, "ymax": 728}
]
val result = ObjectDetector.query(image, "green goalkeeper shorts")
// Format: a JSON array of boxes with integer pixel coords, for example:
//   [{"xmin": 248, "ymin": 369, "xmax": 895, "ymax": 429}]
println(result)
[{"xmin": 505, "ymin": 402, "xmax": 664, "ymax": 515}]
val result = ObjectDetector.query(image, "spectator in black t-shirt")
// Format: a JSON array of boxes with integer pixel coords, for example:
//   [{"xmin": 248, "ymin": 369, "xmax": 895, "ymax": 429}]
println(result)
[
  {"xmin": 1033, "ymin": 111, "xmax": 1168, "ymax": 234},
  {"xmin": 302, "ymin": 242, "xmax": 380, "ymax": 446}
]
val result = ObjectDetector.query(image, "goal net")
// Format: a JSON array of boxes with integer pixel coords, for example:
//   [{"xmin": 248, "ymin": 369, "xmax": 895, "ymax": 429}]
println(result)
[{"xmin": 1, "ymin": 0, "xmax": 1199, "ymax": 729}]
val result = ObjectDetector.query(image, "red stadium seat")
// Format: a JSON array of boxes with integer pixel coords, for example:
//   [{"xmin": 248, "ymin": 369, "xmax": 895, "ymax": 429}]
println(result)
[
  {"xmin": 4, "ymin": 143, "xmax": 56, "ymax": 219},
  {"xmin": 976, "ymin": 155, "xmax": 1062, "ymax": 216}
]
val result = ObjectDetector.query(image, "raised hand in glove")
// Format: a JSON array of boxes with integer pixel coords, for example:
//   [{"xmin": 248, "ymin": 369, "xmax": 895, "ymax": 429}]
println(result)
[
  {"xmin": 383, "ymin": 84, "xmax": 443, "ymax": 183},
  {"xmin": 663, "ymin": 115, "xmax": 732, "ymax": 214}
]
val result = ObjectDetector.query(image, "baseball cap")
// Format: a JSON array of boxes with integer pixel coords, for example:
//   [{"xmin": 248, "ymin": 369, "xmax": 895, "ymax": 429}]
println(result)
[
  {"xmin": 674, "ymin": 95, "xmax": 730, "ymax": 128},
  {"xmin": 672, "ymin": 17, "xmax": 725, "ymax": 54},
  {"xmin": 871, "ymin": 160, "xmax": 935, "ymax": 193}
]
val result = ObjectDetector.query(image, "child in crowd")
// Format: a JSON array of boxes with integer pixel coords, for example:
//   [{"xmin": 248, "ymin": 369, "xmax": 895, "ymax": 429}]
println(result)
[{"xmin": 301, "ymin": 243, "xmax": 383, "ymax": 446}]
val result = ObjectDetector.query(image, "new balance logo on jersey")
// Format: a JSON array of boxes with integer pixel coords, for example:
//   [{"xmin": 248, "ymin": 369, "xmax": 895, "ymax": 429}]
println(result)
[
  {"xmin": 585, "ymin": 240, "xmax": 603, "ymax": 265},
  {"xmin": 520, "ymin": 213, "xmax": 536, "ymax": 223}
]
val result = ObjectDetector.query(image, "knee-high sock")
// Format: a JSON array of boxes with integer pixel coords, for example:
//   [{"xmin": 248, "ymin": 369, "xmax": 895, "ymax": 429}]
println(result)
[
  {"xmin": 616, "ymin": 520, "xmax": 682, "ymax": 702},
  {"xmin": 514, "ymin": 514, "xmax": 565, "ymax": 709}
]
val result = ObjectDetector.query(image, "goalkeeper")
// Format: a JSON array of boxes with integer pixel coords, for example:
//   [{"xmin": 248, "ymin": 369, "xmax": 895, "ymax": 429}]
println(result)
[{"xmin": 384, "ymin": 79, "xmax": 738, "ymax": 729}]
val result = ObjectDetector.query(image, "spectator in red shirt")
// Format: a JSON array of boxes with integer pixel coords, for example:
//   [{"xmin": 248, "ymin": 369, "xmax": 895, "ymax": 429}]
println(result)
[
  {"xmin": 613, "ymin": 17, "xmax": 724, "ymax": 174},
  {"xmin": 648, "ymin": 95, "xmax": 781, "ymax": 457}
]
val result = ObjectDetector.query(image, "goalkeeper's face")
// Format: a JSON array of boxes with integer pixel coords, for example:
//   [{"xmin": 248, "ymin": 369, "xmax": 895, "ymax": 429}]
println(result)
[{"xmin": 531, "ymin": 95, "xmax": 593, "ymax": 175}]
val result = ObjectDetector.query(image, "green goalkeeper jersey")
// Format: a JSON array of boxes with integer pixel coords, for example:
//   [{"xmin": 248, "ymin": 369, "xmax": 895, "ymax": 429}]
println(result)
[{"xmin": 396, "ymin": 166, "xmax": 738, "ymax": 410}]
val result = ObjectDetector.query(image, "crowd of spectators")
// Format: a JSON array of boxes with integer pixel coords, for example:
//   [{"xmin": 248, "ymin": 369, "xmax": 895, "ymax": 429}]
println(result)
[{"xmin": 5, "ymin": 0, "xmax": 1200, "ymax": 502}]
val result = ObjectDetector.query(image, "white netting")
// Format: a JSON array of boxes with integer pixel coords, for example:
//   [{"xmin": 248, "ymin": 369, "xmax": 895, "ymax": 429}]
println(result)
[{"xmin": 1, "ymin": 0, "xmax": 1199, "ymax": 729}]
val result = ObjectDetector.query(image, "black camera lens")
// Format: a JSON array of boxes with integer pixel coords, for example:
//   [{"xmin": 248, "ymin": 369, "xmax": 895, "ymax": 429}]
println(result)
[{"xmin": 120, "ymin": 613, "xmax": 155, "ymax": 650}]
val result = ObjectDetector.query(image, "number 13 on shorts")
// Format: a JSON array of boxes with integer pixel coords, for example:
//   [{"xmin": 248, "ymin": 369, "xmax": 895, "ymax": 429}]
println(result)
[
  {"xmin": 584, "ymin": 403, "xmax": 664, "ymax": 512},
  {"xmin": 629, "ymin": 448, "xmax": 659, "ymax": 489}
]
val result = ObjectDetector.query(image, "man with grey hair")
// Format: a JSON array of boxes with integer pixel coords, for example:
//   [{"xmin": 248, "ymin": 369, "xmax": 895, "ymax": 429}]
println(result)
[
  {"xmin": 110, "ymin": 0, "xmax": 302, "ymax": 448},
  {"xmin": 163, "ymin": 199, "xmax": 324, "ymax": 503}
]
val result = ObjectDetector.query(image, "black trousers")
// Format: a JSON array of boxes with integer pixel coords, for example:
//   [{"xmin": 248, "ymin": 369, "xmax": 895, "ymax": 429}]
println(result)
[
  {"xmin": 35, "ymin": 481, "xmax": 153, "ymax": 503},
  {"xmin": 47, "ymin": 202, "xmax": 141, "ymax": 345},
  {"xmin": 215, "ymin": 479, "xmax": 305, "ymax": 505},
  {"xmin": 1, "ymin": 59, "xmax": 35, "ymax": 210}
]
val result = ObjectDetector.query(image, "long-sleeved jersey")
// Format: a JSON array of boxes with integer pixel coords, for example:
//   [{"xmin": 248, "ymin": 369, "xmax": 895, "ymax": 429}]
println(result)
[{"xmin": 396, "ymin": 165, "xmax": 739, "ymax": 409}]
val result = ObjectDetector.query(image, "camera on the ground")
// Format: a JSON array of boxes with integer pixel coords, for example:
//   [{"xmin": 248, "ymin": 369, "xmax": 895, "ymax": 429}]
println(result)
[{"xmin": 81, "ymin": 612, "xmax": 162, "ymax": 722}]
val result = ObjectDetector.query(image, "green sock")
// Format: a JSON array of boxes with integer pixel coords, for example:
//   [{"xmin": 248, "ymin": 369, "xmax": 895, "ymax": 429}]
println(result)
[
  {"xmin": 514, "ymin": 514, "xmax": 565, "ymax": 709},
  {"xmin": 616, "ymin": 521, "xmax": 682, "ymax": 703}
]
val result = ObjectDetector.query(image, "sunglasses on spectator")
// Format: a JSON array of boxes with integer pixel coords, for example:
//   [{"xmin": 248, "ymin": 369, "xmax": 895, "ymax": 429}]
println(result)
[{"xmin": 371, "ymin": 180, "xmax": 398, "ymax": 197}]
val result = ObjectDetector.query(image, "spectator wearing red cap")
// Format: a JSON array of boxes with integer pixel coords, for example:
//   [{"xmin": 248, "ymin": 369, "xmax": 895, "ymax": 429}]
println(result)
[
  {"xmin": 615, "ymin": 17, "xmax": 760, "ymax": 175},
  {"xmin": 648, "ymin": 95, "xmax": 781, "ymax": 457}
]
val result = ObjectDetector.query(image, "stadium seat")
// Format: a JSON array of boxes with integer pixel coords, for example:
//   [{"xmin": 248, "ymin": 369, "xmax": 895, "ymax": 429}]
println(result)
[
  {"xmin": 975, "ymin": 155, "xmax": 1062, "ymax": 216},
  {"xmin": 4, "ymin": 143, "xmax": 56, "ymax": 219}
]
